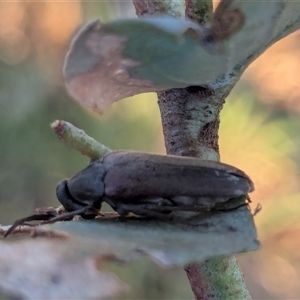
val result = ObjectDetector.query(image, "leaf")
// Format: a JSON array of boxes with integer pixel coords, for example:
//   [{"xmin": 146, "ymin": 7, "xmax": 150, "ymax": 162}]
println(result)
[
  {"xmin": 0, "ymin": 203, "xmax": 258, "ymax": 298},
  {"xmin": 0, "ymin": 239, "xmax": 129, "ymax": 300},
  {"xmin": 50, "ymin": 206, "xmax": 258, "ymax": 266},
  {"xmin": 63, "ymin": 1, "xmax": 300, "ymax": 113},
  {"xmin": 2, "ymin": 204, "xmax": 259, "ymax": 266},
  {"xmin": 272, "ymin": 0, "xmax": 300, "ymax": 40}
]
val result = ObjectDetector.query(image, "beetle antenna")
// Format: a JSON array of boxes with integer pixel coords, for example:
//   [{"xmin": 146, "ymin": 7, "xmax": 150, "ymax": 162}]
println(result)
[
  {"xmin": 4, "ymin": 213, "xmax": 57, "ymax": 238},
  {"xmin": 4, "ymin": 206, "xmax": 98, "ymax": 238},
  {"xmin": 42, "ymin": 206, "xmax": 97, "ymax": 224}
]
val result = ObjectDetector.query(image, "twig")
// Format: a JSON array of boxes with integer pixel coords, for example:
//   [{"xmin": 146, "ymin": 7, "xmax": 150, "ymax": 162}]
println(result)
[
  {"xmin": 185, "ymin": 0, "xmax": 213, "ymax": 24},
  {"xmin": 252, "ymin": 204, "xmax": 262, "ymax": 217},
  {"xmin": 51, "ymin": 120, "xmax": 111, "ymax": 160},
  {"xmin": 184, "ymin": 263, "xmax": 208, "ymax": 299}
]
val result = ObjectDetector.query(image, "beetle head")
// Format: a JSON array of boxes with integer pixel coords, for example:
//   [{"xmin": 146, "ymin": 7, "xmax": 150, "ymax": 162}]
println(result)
[{"xmin": 56, "ymin": 161, "xmax": 105, "ymax": 218}]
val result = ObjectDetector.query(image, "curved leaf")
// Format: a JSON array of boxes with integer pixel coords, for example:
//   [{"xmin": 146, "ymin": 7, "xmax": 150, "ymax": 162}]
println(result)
[
  {"xmin": 52, "ymin": 204, "xmax": 259, "ymax": 266},
  {"xmin": 0, "ymin": 204, "xmax": 259, "ymax": 297},
  {"xmin": 64, "ymin": 1, "xmax": 300, "ymax": 113}
]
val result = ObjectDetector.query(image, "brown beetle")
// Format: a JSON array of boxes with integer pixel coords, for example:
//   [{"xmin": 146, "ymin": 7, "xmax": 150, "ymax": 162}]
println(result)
[
  {"xmin": 4, "ymin": 151, "xmax": 254, "ymax": 237},
  {"xmin": 56, "ymin": 151, "xmax": 254, "ymax": 218}
]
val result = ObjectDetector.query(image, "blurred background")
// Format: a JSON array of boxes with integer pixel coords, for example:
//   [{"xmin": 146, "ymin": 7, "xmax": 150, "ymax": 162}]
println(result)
[{"xmin": 0, "ymin": 1, "xmax": 299, "ymax": 299}]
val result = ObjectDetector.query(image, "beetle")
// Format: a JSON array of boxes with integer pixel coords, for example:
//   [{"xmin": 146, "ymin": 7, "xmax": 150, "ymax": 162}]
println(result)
[
  {"xmin": 56, "ymin": 151, "xmax": 254, "ymax": 218},
  {"xmin": 4, "ymin": 151, "xmax": 254, "ymax": 237}
]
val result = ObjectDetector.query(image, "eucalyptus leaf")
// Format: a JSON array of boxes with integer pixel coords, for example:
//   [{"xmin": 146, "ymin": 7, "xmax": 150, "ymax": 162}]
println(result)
[
  {"xmin": 51, "ymin": 204, "xmax": 259, "ymax": 267},
  {"xmin": 64, "ymin": 0, "xmax": 300, "ymax": 113},
  {"xmin": 0, "ymin": 203, "xmax": 258, "ymax": 298},
  {"xmin": 0, "ymin": 239, "xmax": 128, "ymax": 299}
]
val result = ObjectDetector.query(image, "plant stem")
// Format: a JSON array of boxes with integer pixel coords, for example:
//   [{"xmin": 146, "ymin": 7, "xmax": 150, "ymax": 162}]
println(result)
[
  {"xmin": 185, "ymin": 0, "xmax": 213, "ymax": 24},
  {"xmin": 51, "ymin": 120, "xmax": 111, "ymax": 160},
  {"xmin": 133, "ymin": 1, "xmax": 251, "ymax": 299}
]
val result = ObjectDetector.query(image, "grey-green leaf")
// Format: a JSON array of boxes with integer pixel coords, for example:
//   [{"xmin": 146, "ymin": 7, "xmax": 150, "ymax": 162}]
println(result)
[
  {"xmin": 0, "ymin": 204, "xmax": 258, "ymax": 298},
  {"xmin": 0, "ymin": 239, "xmax": 129, "ymax": 299},
  {"xmin": 63, "ymin": 1, "xmax": 300, "ymax": 113},
  {"xmin": 52, "ymin": 205, "xmax": 259, "ymax": 267}
]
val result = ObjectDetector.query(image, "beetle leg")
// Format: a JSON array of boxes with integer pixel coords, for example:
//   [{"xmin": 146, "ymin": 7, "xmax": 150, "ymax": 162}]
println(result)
[
  {"xmin": 143, "ymin": 203, "xmax": 247, "ymax": 213},
  {"xmin": 103, "ymin": 197, "xmax": 175, "ymax": 217},
  {"xmin": 114, "ymin": 202, "xmax": 247, "ymax": 219},
  {"xmin": 211, "ymin": 202, "xmax": 248, "ymax": 212},
  {"xmin": 115, "ymin": 204, "xmax": 173, "ymax": 219}
]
